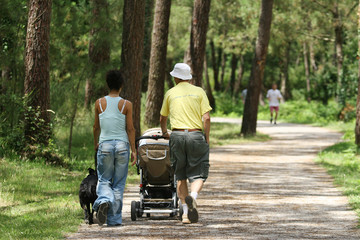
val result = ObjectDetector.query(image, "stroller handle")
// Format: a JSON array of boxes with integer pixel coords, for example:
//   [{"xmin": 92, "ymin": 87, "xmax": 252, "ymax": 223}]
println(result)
[{"xmin": 135, "ymin": 135, "xmax": 166, "ymax": 144}]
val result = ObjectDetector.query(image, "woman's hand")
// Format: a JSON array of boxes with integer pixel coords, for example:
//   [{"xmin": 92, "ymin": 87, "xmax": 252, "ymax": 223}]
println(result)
[
  {"xmin": 94, "ymin": 143, "xmax": 99, "ymax": 151},
  {"xmin": 131, "ymin": 151, "xmax": 137, "ymax": 166}
]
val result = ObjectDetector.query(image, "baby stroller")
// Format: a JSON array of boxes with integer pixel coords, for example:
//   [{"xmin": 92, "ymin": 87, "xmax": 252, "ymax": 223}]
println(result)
[{"xmin": 130, "ymin": 128, "xmax": 179, "ymax": 221}]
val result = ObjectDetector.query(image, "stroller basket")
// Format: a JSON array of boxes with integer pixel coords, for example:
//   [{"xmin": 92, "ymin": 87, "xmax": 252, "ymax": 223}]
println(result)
[{"xmin": 138, "ymin": 129, "xmax": 173, "ymax": 185}]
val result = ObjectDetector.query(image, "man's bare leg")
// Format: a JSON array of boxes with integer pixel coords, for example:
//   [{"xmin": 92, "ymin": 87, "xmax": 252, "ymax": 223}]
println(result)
[
  {"xmin": 177, "ymin": 179, "xmax": 190, "ymax": 223},
  {"xmin": 190, "ymin": 179, "xmax": 204, "ymax": 195},
  {"xmin": 177, "ymin": 179, "xmax": 188, "ymax": 204}
]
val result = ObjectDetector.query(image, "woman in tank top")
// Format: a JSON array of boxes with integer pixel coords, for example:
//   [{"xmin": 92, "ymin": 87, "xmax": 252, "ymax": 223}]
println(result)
[{"xmin": 92, "ymin": 70, "xmax": 136, "ymax": 226}]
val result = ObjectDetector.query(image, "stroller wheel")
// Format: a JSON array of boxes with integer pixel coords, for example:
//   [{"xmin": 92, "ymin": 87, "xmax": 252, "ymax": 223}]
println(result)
[
  {"xmin": 136, "ymin": 201, "xmax": 143, "ymax": 218},
  {"xmin": 131, "ymin": 201, "xmax": 137, "ymax": 221}
]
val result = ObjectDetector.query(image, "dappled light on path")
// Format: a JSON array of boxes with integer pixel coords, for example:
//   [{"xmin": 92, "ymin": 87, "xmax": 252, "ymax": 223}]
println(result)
[{"xmin": 67, "ymin": 118, "xmax": 360, "ymax": 239}]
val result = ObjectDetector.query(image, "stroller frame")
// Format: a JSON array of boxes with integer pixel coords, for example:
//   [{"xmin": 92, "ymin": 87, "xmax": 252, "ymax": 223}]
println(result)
[{"xmin": 131, "ymin": 129, "xmax": 179, "ymax": 221}]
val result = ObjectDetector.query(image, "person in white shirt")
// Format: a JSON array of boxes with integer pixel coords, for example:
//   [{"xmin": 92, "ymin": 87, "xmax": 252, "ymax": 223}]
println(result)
[{"xmin": 266, "ymin": 83, "xmax": 282, "ymax": 124}]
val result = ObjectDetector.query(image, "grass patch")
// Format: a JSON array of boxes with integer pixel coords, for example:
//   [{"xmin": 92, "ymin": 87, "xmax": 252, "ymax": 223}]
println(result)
[
  {"xmin": 316, "ymin": 144, "xmax": 360, "ymax": 218},
  {"xmin": 314, "ymin": 119, "xmax": 360, "ymax": 220},
  {"xmin": 0, "ymin": 157, "xmax": 84, "ymax": 239}
]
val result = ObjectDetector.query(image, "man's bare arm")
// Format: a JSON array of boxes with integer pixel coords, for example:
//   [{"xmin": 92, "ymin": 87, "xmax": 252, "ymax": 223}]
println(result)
[
  {"xmin": 203, "ymin": 112, "xmax": 211, "ymax": 144},
  {"xmin": 160, "ymin": 115, "xmax": 169, "ymax": 138}
]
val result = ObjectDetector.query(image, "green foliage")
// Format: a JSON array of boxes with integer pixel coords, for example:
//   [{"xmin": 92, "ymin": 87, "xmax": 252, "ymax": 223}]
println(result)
[
  {"xmin": 213, "ymin": 92, "xmax": 244, "ymax": 117},
  {"xmin": 0, "ymin": 0, "xmax": 28, "ymax": 94},
  {"xmin": 0, "ymin": 157, "xmax": 84, "ymax": 239},
  {"xmin": 279, "ymin": 100, "xmax": 342, "ymax": 125},
  {"xmin": 0, "ymin": 93, "xmax": 25, "ymax": 157}
]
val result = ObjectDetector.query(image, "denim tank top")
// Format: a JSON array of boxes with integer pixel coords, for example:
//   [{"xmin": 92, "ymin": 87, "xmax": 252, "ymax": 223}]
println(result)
[{"xmin": 99, "ymin": 96, "xmax": 129, "ymax": 144}]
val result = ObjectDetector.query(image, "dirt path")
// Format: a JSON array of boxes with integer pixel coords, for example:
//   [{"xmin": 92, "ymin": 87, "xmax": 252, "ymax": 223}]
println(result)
[{"xmin": 67, "ymin": 119, "xmax": 360, "ymax": 239}]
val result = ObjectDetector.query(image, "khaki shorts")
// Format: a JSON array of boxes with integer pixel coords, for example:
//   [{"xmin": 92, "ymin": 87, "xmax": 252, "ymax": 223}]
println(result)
[{"xmin": 169, "ymin": 131, "xmax": 210, "ymax": 182}]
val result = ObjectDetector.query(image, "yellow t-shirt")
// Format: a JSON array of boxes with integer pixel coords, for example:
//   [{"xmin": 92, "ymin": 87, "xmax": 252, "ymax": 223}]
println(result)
[{"xmin": 160, "ymin": 82, "xmax": 212, "ymax": 130}]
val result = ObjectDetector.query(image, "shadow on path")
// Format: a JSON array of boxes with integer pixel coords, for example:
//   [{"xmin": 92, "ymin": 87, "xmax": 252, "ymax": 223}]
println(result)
[{"xmin": 67, "ymin": 118, "xmax": 360, "ymax": 240}]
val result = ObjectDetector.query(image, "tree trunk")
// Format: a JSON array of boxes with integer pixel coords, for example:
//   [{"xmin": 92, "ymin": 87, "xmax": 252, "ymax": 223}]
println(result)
[
  {"xmin": 145, "ymin": 0, "xmax": 171, "ymax": 128},
  {"xmin": 24, "ymin": 0, "xmax": 52, "ymax": 145},
  {"xmin": 204, "ymin": 54, "xmax": 216, "ymax": 110},
  {"xmin": 226, "ymin": 52, "xmax": 237, "ymax": 94},
  {"xmin": 333, "ymin": 3, "xmax": 343, "ymax": 100},
  {"xmin": 233, "ymin": 54, "xmax": 244, "ymax": 97},
  {"xmin": 303, "ymin": 42, "xmax": 311, "ymax": 103},
  {"xmin": 188, "ymin": 0, "xmax": 211, "ymax": 87},
  {"xmin": 220, "ymin": 51, "xmax": 227, "ymax": 88},
  {"xmin": 85, "ymin": 0, "xmax": 111, "ymax": 109},
  {"xmin": 1, "ymin": 66, "xmax": 10, "ymax": 94},
  {"xmin": 210, "ymin": 40, "xmax": 220, "ymax": 91},
  {"xmin": 142, "ymin": 0, "xmax": 155, "ymax": 93},
  {"xmin": 280, "ymin": 42, "xmax": 290, "ymax": 102},
  {"xmin": 355, "ymin": 1, "xmax": 360, "ymax": 147},
  {"xmin": 308, "ymin": 20, "xmax": 318, "ymax": 72},
  {"xmin": 309, "ymin": 40, "xmax": 317, "ymax": 72},
  {"xmin": 121, "ymin": 0, "xmax": 145, "ymax": 137},
  {"xmin": 241, "ymin": 0, "xmax": 274, "ymax": 137},
  {"xmin": 165, "ymin": 58, "xmax": 174, "ymax": 88}
]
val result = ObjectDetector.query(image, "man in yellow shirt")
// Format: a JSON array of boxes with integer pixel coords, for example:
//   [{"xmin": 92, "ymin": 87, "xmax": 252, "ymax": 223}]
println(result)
[{"xmin": 160, "ymin": 63, "xmax": 212, "ymax": 224}]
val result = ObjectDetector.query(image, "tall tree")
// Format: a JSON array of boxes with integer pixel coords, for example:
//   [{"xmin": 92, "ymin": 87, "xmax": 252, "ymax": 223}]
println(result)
[
  {"xmin": 188, "ymin": 0, "xmax": 211, "ymax": 87},
  {"xmin": 142, "ymin": 0, "xmax": 155, "ymax": 93},
  {"xmin": 280, "ymin": 42, "xmax": 290, "ymax": 102},
  {"xmin": 233, "ymin": 54, "xmax": 244, "ymax": 97},
  {"xmin": 226, "ymin": 52, "xmax": 238, "ymax": 94},
  {"xmin": 85, "ymin": 0, "xmax": 110, "ymax": 109},
  {"xmin": 220, "ymin": 51, "xmax": 226, "ymax": 88},
  {"xmin": 24, "ymin": 0, "xmax": 52, "ymax": 145},
  {"xmin": 303, "ymin": 41, "xmax": 311, "ymax": 103},
  {"xmin": 144, "ymin": 0, "xmax": 171, "ymax": 127},
  {"xmin": 241, "ymin": 0, "xmax": 274, "ymax": 137},
  {"xmin": 204, "ymin": 52, "xmax": 216, "ymax": 110},
  {"xmin": 209, "ymin": 39, "xmax": 221, "ymax": 91},
  {"xmin": 355, "ymin": 0, "xmax": 360, "ymax": 147},
  {"xmin": 121, "ymin": 0, "xmax": 145, "ymax": 137}
]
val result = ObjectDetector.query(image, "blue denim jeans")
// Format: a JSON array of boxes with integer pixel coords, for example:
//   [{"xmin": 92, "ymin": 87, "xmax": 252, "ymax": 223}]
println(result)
[{"xmin": 93, "ymin": 140, "xmax": 129, "ymax": 225}]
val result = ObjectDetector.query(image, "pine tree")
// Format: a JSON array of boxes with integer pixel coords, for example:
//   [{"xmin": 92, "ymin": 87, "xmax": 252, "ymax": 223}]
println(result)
[{"xmin": 24, "ymin": 0, "xmax": 53, "ymax": 145}]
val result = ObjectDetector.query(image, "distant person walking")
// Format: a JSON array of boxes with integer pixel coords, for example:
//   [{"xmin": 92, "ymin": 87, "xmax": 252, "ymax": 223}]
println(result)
[
  {"xmin": 266, "ymin": 83, "xmax": 282, "ymax": 124},
  {"xmin": 160, "ymin": 63, "xmax": 212, "ymax": 224},
  {"xmin": 241, "ymin": 89, "xmax": 247, "ymax": 104},
  {"xmin": 93, "ymin": 70, "xmax": 136, "ymax": 226}
]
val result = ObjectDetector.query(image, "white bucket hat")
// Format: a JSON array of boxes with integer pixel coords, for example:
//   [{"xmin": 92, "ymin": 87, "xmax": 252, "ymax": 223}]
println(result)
[{"xmin": 170, "ymin": 63, "xmax": 192, "ymax": 80}]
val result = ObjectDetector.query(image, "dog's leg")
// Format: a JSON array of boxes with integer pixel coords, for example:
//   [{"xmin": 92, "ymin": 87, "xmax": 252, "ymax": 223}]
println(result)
[
  {"xmin": 89, "ymin": 204, "xmax": 94, "ymax": 225},
  {"xmin": 87, "ymin": 202, "xmax": 93, "ymax": 224},
  {"xmin": 83, "ymin": 206, "xmax": 89, "ymax": 224}
]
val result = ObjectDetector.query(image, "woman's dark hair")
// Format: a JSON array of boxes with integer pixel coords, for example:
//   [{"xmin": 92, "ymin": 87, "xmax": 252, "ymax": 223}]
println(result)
[{"xmin": 106, "ymin": 70, "xmax": 124, "ymax": 90}]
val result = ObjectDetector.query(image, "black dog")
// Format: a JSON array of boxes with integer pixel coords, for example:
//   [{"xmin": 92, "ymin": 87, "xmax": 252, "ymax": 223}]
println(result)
[{"xmin": 79, "ymin": 168, "xmax": 98, "ymax": 224}]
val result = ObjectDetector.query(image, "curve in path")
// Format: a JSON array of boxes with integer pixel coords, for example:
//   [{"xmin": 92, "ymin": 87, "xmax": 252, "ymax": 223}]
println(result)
[{"xmin": 67, "ymin": 119, "xmax": 360, "ymax": 240}]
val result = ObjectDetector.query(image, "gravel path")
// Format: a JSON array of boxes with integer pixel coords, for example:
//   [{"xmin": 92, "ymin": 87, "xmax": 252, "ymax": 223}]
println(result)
[{"xmin": 67, "ymin": 118, "xmax": 360, "ymax": 239}]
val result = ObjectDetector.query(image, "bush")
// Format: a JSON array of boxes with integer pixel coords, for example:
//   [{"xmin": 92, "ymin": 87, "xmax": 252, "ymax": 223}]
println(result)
[
  {"xmin": 278, "ymin": 100, "xmax": 342, "ymax": 124},
  {"xmin": 213, "ymin": 92, "xmax": 244, "ymax": 116},
  {"xmin": 0, "ymin": 93, "xmax": 66, "ymax": 166},
  {"xmin": 0, "ymin": 93, "xmax": 26, "ymax": 157}
]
